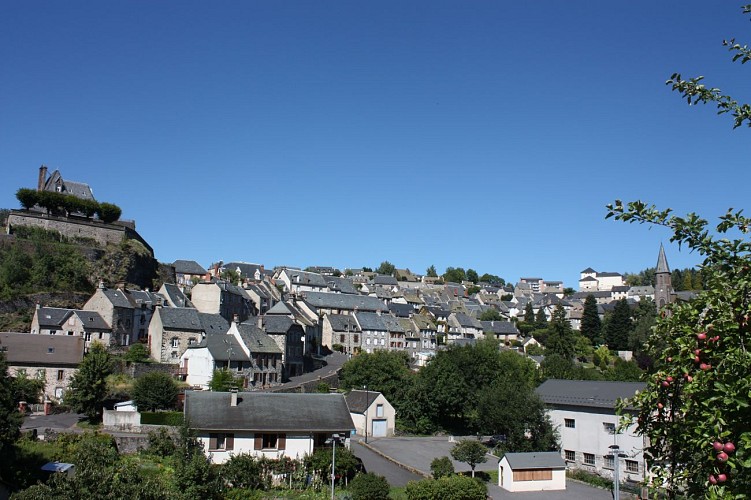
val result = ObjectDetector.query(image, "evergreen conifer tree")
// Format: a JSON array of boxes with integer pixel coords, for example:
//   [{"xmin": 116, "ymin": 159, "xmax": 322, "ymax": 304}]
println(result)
[{"xmin": 580, "ymin": 294, "xmax": 602, "ymax": 343}]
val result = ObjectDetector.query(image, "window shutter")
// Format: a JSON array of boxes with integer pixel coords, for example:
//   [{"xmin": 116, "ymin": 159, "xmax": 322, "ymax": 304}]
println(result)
[
  {"xmin": 226, "ymin": 434, "xmax": 234, "ymax": 451},
  {"xmin": 254, "ymin": 435, "xmax": 263, "ymax": 450},
  {"xmin": 209, "ymin": 435, "xmax": 217, "ymax": 450},
  {"xmin": 278, "ymin": 433, "xmax": 286, "ymax": 450}
]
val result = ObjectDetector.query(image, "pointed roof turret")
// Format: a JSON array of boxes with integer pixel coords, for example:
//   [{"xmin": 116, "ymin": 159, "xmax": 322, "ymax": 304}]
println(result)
[{"xmin": 656, "ymin": 243, "xmax": 670, "ymax": 274}]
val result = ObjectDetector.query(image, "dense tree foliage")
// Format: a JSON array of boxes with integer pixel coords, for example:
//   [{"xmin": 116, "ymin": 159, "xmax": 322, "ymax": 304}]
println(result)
[
  {"xmin": 132, "ymin": 371, "xmax": 179, "ymax": 411},
  {"xmin": 208, "ymin": 369, "xmax": 241, "ymax": 392},
  {"xmin": 607, "ymin": 200, "xmax": 751, "ymax": 497},
  {"xmin": 604, "ymin": 299, "xmax": 632, "ymax": 351},
  {"xmin": 465, "ymin": 268, "xmax": 479, "ymax": 284},
  {"xmin": 65, "ymin": 343, "xmax": 114, "ymax": 421},
  {"xmin": 15, "ymin": 188, "xmax": 122, "ymax": 222},
  {"xmin": 405, "ymin": 474, "xmax": 487, "ymax": 500},
  {"xmin": 545, "ymin": 304, "xmax": 576, "ymax": 360},
  {"xmin": 0, "ymin": 353, "xmax": 22, "ymax": 460},
  {"xmin": 442, "ymin": 267, "xmax": 466, "ymax": 283},
  {"xmin": 349, "ymin": 472, "xmax": 390, "ymax": 500},
  {"xmin": 425, "ymin": 264, "xmax": 438, "ymax": 277},
  {"xmin": 479, "ymin": 273, "xmax": 505, "ymax": 285},
  {"xmin": 478, "ymin": 308, "xmax": 502, "ymax": 321},
  {"xmin": 450, "ymin": 440, "xmax": 487, "ymax": 477},
  {"xmin": 375, "ymin": 261, "xmax": 395, "ymax": 276},
  {"xmin": 580, "ymin": 294, "xmax": 602, "ymax": 343},
  {"xmin": 338, "ymin": 350, "xmax": 412, "ymax": 412},
  {"xmin": 124, "ymin": 343, "xmax": 151, "ymax": 363},
  {"xmin": 430, "ymin": 456, "xmax": 454, "ymax": 479}
]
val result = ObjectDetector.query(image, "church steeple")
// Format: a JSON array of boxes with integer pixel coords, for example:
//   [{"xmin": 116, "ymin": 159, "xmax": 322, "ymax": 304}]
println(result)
[{"xmin": 655, "ymin": 243, "xmax": 672, "ymax": 309}]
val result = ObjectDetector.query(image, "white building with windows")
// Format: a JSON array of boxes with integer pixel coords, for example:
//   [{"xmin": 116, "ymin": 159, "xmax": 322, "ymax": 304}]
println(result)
[
  {"xmin": 536, "ymin": 380, "xmax": 646, "ymax": 483},
  {"xmin": 344, "ymin": 390, "xmax": 396, "ymax": 438},
  {"xmin": 184, "ymin": 391, "xmax": 354, "ymax": 464}
]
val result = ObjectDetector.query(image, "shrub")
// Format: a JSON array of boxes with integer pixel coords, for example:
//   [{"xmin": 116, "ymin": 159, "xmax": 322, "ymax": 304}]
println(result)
[
  {"xmin": 222, "ymin": 453, "xmax": 267, "ymax": 490},
  {"xmin": 124, "ymin": 343, "xmax": 151, "ymax": 363},
  {"xmin": 146, "ymin": 427, "xmax": 176, "ymax": 457},
  {"xmin": 349, "ymin": 472, "xmax": 390, "ymax": 499},
  {"xmin": 405, "ymin": 475, "xmax": 487, "ymax": 500},
  {"xmin": 15, "ymin": 188, "xmax": 38, "ymax": 210},
  {"xmin": 97, "ymin": 202, "xmax": 122, "ymax": 223},
  {"xmin": 140, "ymin": 411, "xmax": 184, "ymax": 426},
  {"xmin": 132, "ymin": 371, "xmax": 178, "ymax": 411},
  {"xmin": 430, "ymin": 456, "xmax": 454, "ymax": 479}
]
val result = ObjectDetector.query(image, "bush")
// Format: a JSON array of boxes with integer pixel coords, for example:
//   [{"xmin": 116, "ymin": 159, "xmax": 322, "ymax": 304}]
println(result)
[
  {"xmin": 405, "ymin": 475, "xmax": 487, "ymax": 500},
  {"xmin": 430, "ymin": 456, "xmax": 454, "ymax": 479},
  {"xmin": 15, "ymin": 188, "xmax": 38, "ymax": 210},
  {"xmin": 140, "ymin": 411, "xmax": 184, "ymax": 426},
  {"xmin": 124, "ymin": 343, "xmax": 151, "ymax": 363},
  {"xmin": 97, "ymin": 202, "xmax": 122, "ymax": 224},
  {"xmin": 349, "ymin": 472, "xmax": 390, "ymax": 499},
  {"xmin": 132, "ymin": 371, "xmax": 178, "ymax": 411},
  {"xmin": 221, "ymin": 453, "xmax": 268, "ymax": 490},
  {"xmin": 146, "ymin": 427, "xmax": 176, "ymax": 457}
]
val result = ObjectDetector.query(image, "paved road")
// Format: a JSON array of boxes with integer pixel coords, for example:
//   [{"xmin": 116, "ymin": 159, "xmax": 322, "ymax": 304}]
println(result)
[
  {"xmin": 351, "ymin": 440, "xmax": 423, "ymax": 487},
  {"xmin": 22, "ymin": 412, "xmax": 82, "ymax": 432},
  {"xmin": 366, "ymin": 436, "xmax": 615, "ymax": 500}
]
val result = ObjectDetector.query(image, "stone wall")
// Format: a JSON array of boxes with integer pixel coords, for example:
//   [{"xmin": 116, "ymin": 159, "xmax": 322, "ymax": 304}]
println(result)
[
  {"xmin": 7, "ymin": 210, "xmax": 153, "ymax": 256},
  {"xmin": 103, "ymin": 409, "xmax": 141, "ymax": 432}
]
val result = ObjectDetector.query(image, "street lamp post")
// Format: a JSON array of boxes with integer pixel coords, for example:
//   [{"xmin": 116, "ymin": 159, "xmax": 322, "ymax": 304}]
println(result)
[
  {"xmin": 607, "ymin": 444, "xmax": 628, "ymax": 500},
  {"xmin": 363, "ymin": 385, "xmax": 369, "ymax": 443},
  {"xmin": 325, "ymin": 433, "xmax": 342, "ymax": 500}
]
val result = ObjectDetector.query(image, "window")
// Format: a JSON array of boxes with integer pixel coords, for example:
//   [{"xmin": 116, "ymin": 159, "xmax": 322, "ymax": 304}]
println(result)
[
  {"xmin": 626, "ymin": 460, "xmax": 639, "ymax": 473},
  {"xmin": 583, "ymin": 453, "xmax": 595, "ymax": 466},
  {"xmin": 55, "ymin": 387, "xmax": 64, "ymax": 399},
  {"xmin": 366, "ymin": 338, "xmax": 371, "ymax": 345},
  {"xmin": 57, "ymin": 370, "xmax": 64, "ymax": 381},
  {"xmin": 604, "ymin": 455, "xmax": 614, "ymax": 469},
  {"xmin": 376, "ymin": 404, "xmax": 384, "ymax": 417},
  {"xmin": 564, "ymin": 418, "xmax": 575, "ymax": 428},
  {"xmin": 209, "ymin": 433, "xmax": 234, "ymax": 451},
  {"xmin": 380, "ymin": 339, "xmax": 384, "ymax": 346},
  {"xmin": 253, "ymin": 433, "xmax": 286, "ymax": 451},
  {"xmin": 85, "ymin": 332, "xmax": 92, "ymax": 342},
  {"xmin": 188, "ymin": 337, "xmax": 197, "ymax": 346},
  {"xmin": 67, "ymin": 331, "xmax": 74, "ymax": 336},
  {"xmin": 50, "ymin": 330, "xmax": 56, "ymax": 335},
  {"xmin": 47, "ymin": 347, "xmax": 55, "ymax": 354},
  {"xmin": 564, "ymin": 450, "xmax": 575, "ymax": 462},
  {"xmin": 171, "ymin": 337, "xmax": 179, "ymax": 348},
  {"xmin": 236, "ymin": 362, "xmax": 243, "ymax": 372},
  {"xmin": 603, "ymin": 422, "xmax": 616, "ymax": 434},
  {"xmin": 340, "ymin": 334, "xmax": 345, "ymax": 343}
]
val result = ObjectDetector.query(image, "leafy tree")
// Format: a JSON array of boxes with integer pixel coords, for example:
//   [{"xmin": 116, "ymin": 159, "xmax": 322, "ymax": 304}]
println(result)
[
  {"xmin": 96, "ymin": 202, "xmax": 122, "ymax": 224},
  {"xmin": 15, "ymin": 188, "xmax": 38, "ymax": 210},
  {"xmin": 208, "ymin": 369, "xmax": 241, "ymax": 392},
  {"xmin": 12, "ymin": 370, "xmax": 45, "ymax": 404},
  {"xmin": 124, "ymin": 343, "xmax": 151, "ymax": 363},
  {"xmin": 375, "ymin": 261, "xmax": 395, "ymax": 276},
  {"xmin": 305, "ymin": 445, "xmax": 359, "ymax": 486},
  {"xmin": 466, "ymin": 268, "xmax": 479, "ymax": 284},
  {"xmin": 426, "ymin": 265, "xmax": 438, "ymax": 277},
  {"xmin": 540, "ymin": 353, "xmax": 575, "ymax": 380},
  {"xmin": 339, "ymin": 350, "xmax": 412, "ymax": 413},
  {"xmin": 0, "ymin": 353, "xmax": 22, "ymax": 459},
  {"xmin": 146, "ymin": 427, "xmax": 177, "ymax": 457},
  {"xmin": 630, "ymin": 298, "xmax": 657, "ymax": 368},
  {"xmin": 221, "ymin": 453, "xmax": 267, "ymax": 490},
  {"xmin": 349, "ymin": 472, "xmax": 390, "ymax": 500},
  {"xmin": 580, "ymin": 294, "xmax": 602, "ymax": 343},
  {"xmin": 606, "ymin": 199, "xmax": 751, "ymax": 497},
  {"xmin": 430, "ymin": 456, "xmax": 454, "ymax": 479},
  {"xmin": 132, "ymin": 371, "xmax": 179, "ymax": 411},
  {"xmin": 65, "ymin": 343, "xmax": 113, "ymax": 421},
  {"xmin": 405, "ymin": 474, "xmax": 487, "ymax": 500},
  {"xmin": 479, "ymin": 273, "xmax": 505, "ymax": 285},
  {"xmin": 479, "ymin": 308, "xmax": 502, "ymax": 321},
  {"xmin": 450, "ymin": 440, "xmax": 487, "ymax": 478},
  {"xmin": 604, "ymin": 299, "xmax": 632, "ymax": 351},
  {"xmin": 442, "ymin": 267, "xmax": 466, "ymax": 283},
  {"xmin": 604, "ymin": 358, "xmax": 643, "ymax": 382},
  {"xmin": 476, "ymin": 377, "xmax": 557, "ymax": 454}
]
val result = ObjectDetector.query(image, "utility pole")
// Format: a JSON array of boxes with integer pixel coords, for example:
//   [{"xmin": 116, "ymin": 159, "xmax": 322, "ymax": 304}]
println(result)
[{"xmin": 364, "ymin": 385, "xmax": 369, "ymax": 443}]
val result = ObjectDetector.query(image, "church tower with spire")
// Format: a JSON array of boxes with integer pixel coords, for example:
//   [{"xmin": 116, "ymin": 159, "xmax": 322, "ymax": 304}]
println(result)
[{"xmin": 655, "ymin": 243, "xmax": 673, "ymax": 309}]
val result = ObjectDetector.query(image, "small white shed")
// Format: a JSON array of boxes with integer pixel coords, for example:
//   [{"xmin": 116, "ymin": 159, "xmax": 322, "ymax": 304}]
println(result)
[{"xmin": 499, "ymin": 452, "xmax": 566, "ymax": 492}]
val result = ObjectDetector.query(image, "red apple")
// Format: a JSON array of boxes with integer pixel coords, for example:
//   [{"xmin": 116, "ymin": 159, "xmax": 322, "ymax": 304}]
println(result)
[
  {"xmin": 661, "ymin": 381, "xmax": 670, "ymax": 387},
  {"xmin": 724, "ymin": 442, "xmax": 736, "ymax": 453},
  {"xmin": 713, "ymin": 441, "xmax": 724, "ymax": 452},
  {"xmin": 717, "ymin": 473, "xmax": 727, "ymax": 483},
  {"xmin": 711, "ymin": 336, "xmax": 720, "ymax": 342},
  {"xmin": 694, "ymin": 349, "xmax": 702, "ymax": 355},
  {"xmin": 685, "ymin": 375, "xmax": 693, "ymax": 382},
  {"xmin": 709, "ymin": 474, "xmax": 718, "ymax": 485},
  {"xmin": 657, "ymin": 403, "xmax": 664, "ymax": 410},
  {"xmin": 695, "ymin": 356, "xmax": 701, "ymax": 363},
  {"xmin": 666, "ymin": 376, "xmax": 674, "ymax": 382},
  {"xmin": 697, "ymin": 332, "xmax": 707, "ymax": 340},
  {"xmin": 717, "ymin": 451, "xmax": 729, "ymax": 462}
]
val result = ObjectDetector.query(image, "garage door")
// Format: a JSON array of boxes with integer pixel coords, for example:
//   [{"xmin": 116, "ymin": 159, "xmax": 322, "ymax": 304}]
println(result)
[{"xmin": 372, "ymin": 419, "xmax": 388, "ymax": 437}]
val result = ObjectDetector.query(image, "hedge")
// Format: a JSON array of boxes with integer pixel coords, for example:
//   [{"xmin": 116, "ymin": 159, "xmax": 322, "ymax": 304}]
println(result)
[
  {"xmin": 140, "ymin": 411, "xmax": 184, "ymax": 426},
  {"xmin": 15, "ymin": 188, "xmax": 122, "ymax": 223}
]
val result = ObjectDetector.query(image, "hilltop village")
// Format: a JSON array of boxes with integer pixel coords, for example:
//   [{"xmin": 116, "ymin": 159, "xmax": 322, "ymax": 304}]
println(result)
[{"xmin": 0, "ymin": 167, "xmax": 684, "ymax": 497}]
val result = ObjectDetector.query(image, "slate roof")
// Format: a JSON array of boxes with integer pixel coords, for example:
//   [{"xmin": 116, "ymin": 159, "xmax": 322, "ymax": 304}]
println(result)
[
  {"xmin": 325, "ymin": 276, "xmax": 359, "ymax": 295},
  {"xmin": 185, "ymin": 392, "xmax": 354, "ymax": 432},
  {"xmin": 536, "ymin": 379, "xmax": 645, "ymax": 410},
  {"xmin": 325, "ymin": 314, "xmax": 360, "ymax": 332},
  {"xmin": 44, "ymin": 170, "xmax": 95, "ymax": 200},
  {"xmin": 481, "ymin": 321, "xmax": 519, "ymax": 335},
  {"xmin": 173, "ymin": 260, "xmax": 207, "ymax": 275},
  {"xmin": 36, "ymin": 307, "xmax": 74, "ymax": 327},
  {"xmin": 73, "ymin": 311, "xmax": 111, "ymax": 330},
  {"xmin": 267, "ymin": 301, "xmax": 293, "ymax": 315},
  {"xmin": 502, "ymin": 452, "xmax": 566, "ymax": 470},
  {"xmin": 355, "ymin": 312, "xmax": 387, "ymax": 331},
  {"xmin": 656, "ymin": 244, "xmax": 671, "ymax": 274},
  {"xmin": 452, "ymin": 312, "xmax": 482, "ymax": 329},
  {"xmin": 373, "ymin": 274, "xmax": 398, "ymax": 286},
  {"xmin": 245, "ymin": 284, "xmax": 270, "ymax": 300},
  {"xmin": 597, "ymin": 272, "xmax": 623, "ymax": 278},
  {"xmin": 381, "ymin": 314, "xmax": 405, "ymax": 333},
  {"xmin": 160, "ymin": 283, "xmax": 194, "ymax": 308},
  {"xmin": 203, "ymin": 334, "xmax": 250, "ymax": 362},
  {"xmin": 101, "ymin": 288, "xmax": 134, "ymax": 309},
  {"xmin": 261, "ymin": 315, "xmax": 294, "ymax": 334},
  {"xmin": 303, "ymin": 292, "xmax": 386, "ymax": 312},
  {"xmin": 158, "ymin": 308, "xmax": 229, "ymax": 333},
  {"xmin": 344, "ymin": 389, "xmax": 382, "ymax": 414},
  {"xmin": 581, "ymin": 267, "xmax": 596, "ymax": 273},
  {"xmin": 0, "ymin": 332, "xmax": 84, "ymax": 365},
  {"xmin": 199, "ymin": 313, "xmax": 231, "ymax": 334},
  {"xmin": 236, "ymin": 323, "xmax": 282, "ymax": 354},
  {"xmin": 224, "ymin": 262, "xmax": 265, "ymax": 279},
  {"xmin": 388, "ymin": 303, "xmax": 413, "ymax": 318},
  {"xmin": 284, "ymin": 269, "xmax": 328, "ymax": 287},
  {"xmin": 579, "ymin": 276, "xmax": 598, "ymax": 282},
  {"xmin": 611, "ymin": 286, "xmax": 630, "ymax": 293}
]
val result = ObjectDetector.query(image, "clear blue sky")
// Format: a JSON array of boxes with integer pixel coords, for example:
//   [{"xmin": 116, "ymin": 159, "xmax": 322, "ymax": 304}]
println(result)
[{"xmin": 2, "ymin": 1, "xmax": 749, "ymax": 288}]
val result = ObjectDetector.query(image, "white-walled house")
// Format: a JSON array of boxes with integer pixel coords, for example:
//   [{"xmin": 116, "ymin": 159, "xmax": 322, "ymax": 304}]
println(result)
[
  {"xmin": 184, "ymin": 391, "xmax": 354, "ymax": 464},
  {"xmin": 344, "ymin": 390, "xmax": 396, "ymax": 438},
  {"xmin": 498, "ymin": 452, "xmax": 566, "ymax": 492},
  {"xmin": 536, "ymin": 380, "xmax": 646, "ymax": 483}
]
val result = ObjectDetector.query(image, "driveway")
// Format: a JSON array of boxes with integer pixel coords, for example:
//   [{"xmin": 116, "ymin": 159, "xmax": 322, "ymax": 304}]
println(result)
[
  {"xmin": 22, "ymin": 412, "xmax": 83, "ymax": 433},
  {"xmin": 365, "ymin": 436, "xmax": 616, "ymax": 500}
]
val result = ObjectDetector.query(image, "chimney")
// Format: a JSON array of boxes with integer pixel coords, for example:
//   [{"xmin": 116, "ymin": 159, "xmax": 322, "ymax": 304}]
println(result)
[
  {"xmin": 98, "ymin": 279, "xmax": 106, "ymax": 290},
  {"xmin": 38, "ymin": 165, "xmax": 47, "ymax": 191},
  {"xmin": 233, "ymin": 314, "xmax": 239, "ymax": 325},
  {"xmin": 116, "ymin": 280, "xmax": 126, "ymax": 291},
  {"xmin": 230, "ymin": 389, "xmax": 238, "ymax": 407},
  {"xmin": 257, "ymin": 316, "xmax": 263, "ymax": 329},
  {"xmin": 36, "ymin": 303, "xmax": 41, "ymax": 310}
]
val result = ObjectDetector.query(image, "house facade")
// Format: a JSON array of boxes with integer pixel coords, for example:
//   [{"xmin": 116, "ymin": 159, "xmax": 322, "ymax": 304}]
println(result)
[
  {"xmin": 184, "ymin": 391, "xmax": 354, "ymax": 464},
  {"xmin": 498, "ymin": 452, "xmax": 566, "ymax": 492},
  {"xmin": 536, "ymin": 379, "xmax": 646, "ymax": 483},
  {"xmin": 191, "ymin": 280, "xmax": 256, "ymax": 323},
  {"xmin": 30, "ymin": 306, "xmax": 112, "ymax": 352},
  {"xmin": 148, "ymin": 307, "xmax": 229, "ymax": 363},
  {"xmin": 344, "ymin": 390, "xmax": 396, "ymax": 438}
]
